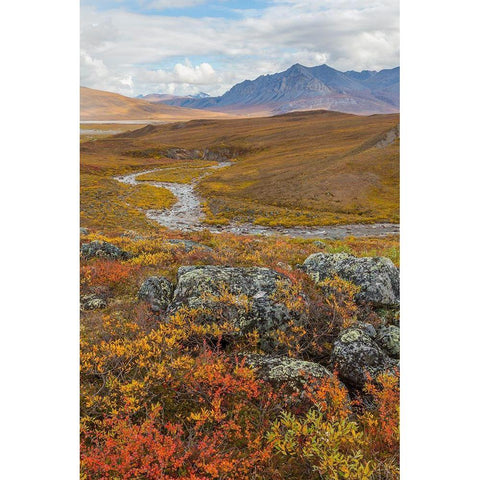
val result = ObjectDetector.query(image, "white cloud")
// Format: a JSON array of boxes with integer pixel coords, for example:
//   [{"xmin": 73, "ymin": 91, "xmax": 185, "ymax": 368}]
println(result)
[
  {"xmin": 80, "ymin": 50, "xmax": 134, "ymax": 95},
  {"xmin": 173, "ymin": 61, "xmax": 217, "ymax": 84},
  {"xmin": 134, "ymin": 60, "xmax": 221, "ymax": 95},
  {"xmin": 80, "ymin": 0, "xmax": 399, "ymax": 96}
]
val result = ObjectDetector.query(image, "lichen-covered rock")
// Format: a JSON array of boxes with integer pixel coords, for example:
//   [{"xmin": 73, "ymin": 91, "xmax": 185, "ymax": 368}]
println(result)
[
  {"xmin": 242, "ymin": 354, "xmax": 331, "ymax": 389},
  {"xmin": 355, "ymin": 322, "xmax": 377, "ymax": 339},
  {"xmin": 166, "ymin": 239, "xmax": 212, "ymax": 253},
  {"xmin": 170, "ymin": 266, "xmax": 300, "ymax": 344},
  {"xmin": 80, "ymin": 227, "xmax": 89, "ymax": 236},
  {"xmin": 81, "ymin": 294, "xmax": 107, "ymax": 311},
  {"xmin": 376, "ymin": 325, "xmax": 400, "ymax": 358},
  {"xmin": 313, "ymin": 240, "xmax": 326, "ymax": 249},
  {"xmin": 302, "ymin": 252, "xmax": 399, "ymax": 306},
  {"xmin": 331, "ymin": 326, "xmax": 396, "ymax": 388},
  {"xmin": 138, "ymin": 276, "xmax": 174, "ymax": 312},
  {"xmin": 81, "ymin": 241, "xmax": 132, "ymax": 260}
]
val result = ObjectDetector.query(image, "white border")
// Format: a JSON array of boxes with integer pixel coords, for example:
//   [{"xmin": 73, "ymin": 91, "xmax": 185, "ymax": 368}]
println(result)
[
  {"xmin": 2, "ymin": 0, "xmax": 479, "ymax": 478},
  {"xmin": 2, "ymin": 0, "xmax": 79, "ymax": 478},
  {"xmin": 401, "ymin": 0, "xmax": 479, "ymax": 477}
]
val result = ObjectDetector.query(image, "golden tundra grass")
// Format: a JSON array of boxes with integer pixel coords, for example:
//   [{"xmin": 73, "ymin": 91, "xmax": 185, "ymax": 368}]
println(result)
[
  {"xmin": 135, "ymin": 161, "xmax": 218, "ymax": 184},
  {"xmin": 80, "ymin": 109, "xmax": 399, "ymax": 231}
]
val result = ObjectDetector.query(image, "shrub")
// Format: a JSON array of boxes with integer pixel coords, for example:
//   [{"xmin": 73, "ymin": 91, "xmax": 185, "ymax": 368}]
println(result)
[{"xmin": 81, "ymin": 259, "xmax": 140, "ymax": 292}]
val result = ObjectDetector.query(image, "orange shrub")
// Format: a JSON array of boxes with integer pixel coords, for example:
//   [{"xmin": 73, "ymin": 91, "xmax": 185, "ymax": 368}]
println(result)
[
  {"xmin": 360, "ymin": 370, "xmax": 400, "ymax": 455},
  {"xmin": 81, "ymin": 259, "xmax": 140, "ymax": 290},
  {"xmin": 81, "ymin": 352, "xmax": 279, "ymax": 479}
]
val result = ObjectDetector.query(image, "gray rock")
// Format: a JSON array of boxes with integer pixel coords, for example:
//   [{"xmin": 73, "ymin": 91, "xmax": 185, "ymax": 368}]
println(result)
[
  {"xmin": 376, "ymin": 325, "xmax": 400, "ymax": 358},
  {"xmin": 81, "ymin": 294, "xmax": 107, "ymax": 311},
  {"xmin": 166, "ymin": 239, "xmax": 212, "ymax": 253},
  {"xmin": 170, "ymin": 266, "xmax": 301, "ymax": 346},
  {"xmin": 331, "ymin": 326, "xmax": 396, "ymax": 388},
  {"xmin": 313, "ymin": 240, "xmax": 326, "ymax": 249},
  {"xmin": 355, "ymin": 322, "xmax": 377, "ymax": 339},
  {"xmin": 81, "ymin": 241, "xmax": 132, "ymax": 260},
  {"xmin": 302, "ymin": 252, "xmax": 399, "ymax": 306},
  {"xmin": 80, "ymin": 227, "xmax": 89, "ymax": 236},
  {"xmin": 242, "ymin": 354, "xmax": 331, "ymax": 389},
  {"xmin": 138, "ymin": 276, "xmax": 174, "ymax": 312}
]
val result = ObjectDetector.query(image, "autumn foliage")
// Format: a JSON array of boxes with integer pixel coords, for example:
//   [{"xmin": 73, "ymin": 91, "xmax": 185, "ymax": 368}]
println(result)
[{"xmin": 80, "ymin": 231, "xmax": 399, "ymax": 479}]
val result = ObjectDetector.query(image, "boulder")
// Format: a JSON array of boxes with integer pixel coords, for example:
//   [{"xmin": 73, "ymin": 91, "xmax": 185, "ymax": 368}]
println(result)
[
  {"xmin": 169, "ymin": 266, "xmax": 301, "ymax": 345},
  {"xmin": 166, "ymin": 239, "xmax": 212, "ymax": 253},
  {"xmin": 138, "ymin": 276, "xmax": 174, "ymax": 312},
  {"xmin": 242, "ymin": 354, "xmax": 331, "ymax": 389},
  {"xmin": 376, "ymin": 325, "xmax": 400, "ymax": 358},
  {"xmin": 354, "ymin": 322, "xmax": 377, "ymax": 339},
  {"xmin": 81, "ymin": 294, "xmax": 107, "ymax": 311},
  {"xmin": 81, "ymin": 241, "xmax": 132, "ymax": 260},
  {"xmin": 302, "ymin": 252, "xmax": 399, "ymax": 306},
  {"xmin": 331, "ymin": 326, "xmax": 397, "ymax": 388}
]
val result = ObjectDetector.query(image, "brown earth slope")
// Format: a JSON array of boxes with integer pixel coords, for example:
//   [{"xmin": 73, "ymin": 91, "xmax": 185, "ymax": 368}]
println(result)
[
  {"xmin": 81, "ymin": 109, "xmax": 399, "ymax": 228},
  {"xmin": 80, "ymin": 87, "xmax": 235, "ymax": 122}
]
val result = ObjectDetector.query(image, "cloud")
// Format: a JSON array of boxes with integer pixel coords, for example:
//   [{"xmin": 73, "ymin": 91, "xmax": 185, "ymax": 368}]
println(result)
[
  {"xmin": 135, "ymin": 60, "xmax": 221, "ymax": 95},
  {"xmin": 172, "ymin": 61, "xmax": 217, "ymax": 84},
  {"xmin": 145, "ymin": 0, "xmax": 207, "ymax": 10},
  {"xmin": 80, "ymin": 50, "xmax": 134, "ymax": 95},
  {"xmin": 81, "ymin": 0, "xmax": 399, "ymax": 96}
]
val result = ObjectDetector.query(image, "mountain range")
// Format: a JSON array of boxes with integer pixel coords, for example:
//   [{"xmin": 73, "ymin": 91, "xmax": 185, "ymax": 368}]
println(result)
[
  {"xmin": 80, "ymin": 87, "xmax": 231, "ymax": 122},
  {"xmin": 144, "ymin": 64, "xmax": 399, "ymax": 116}
]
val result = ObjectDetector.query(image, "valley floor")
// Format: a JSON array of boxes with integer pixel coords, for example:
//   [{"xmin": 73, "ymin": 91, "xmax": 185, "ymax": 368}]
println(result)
[{"xmin": 115, "ymin": 163, "xmax": 399, "ymax": 239}]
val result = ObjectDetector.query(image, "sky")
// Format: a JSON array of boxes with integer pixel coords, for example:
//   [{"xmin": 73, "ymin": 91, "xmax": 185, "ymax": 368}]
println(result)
[{"xmin": 80, "ymin": 0, "xmax": 399, "ymax": 97}]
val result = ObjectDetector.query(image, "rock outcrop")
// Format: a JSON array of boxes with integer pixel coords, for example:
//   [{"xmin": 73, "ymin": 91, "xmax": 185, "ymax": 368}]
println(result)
[
  {"xmin": 376, "ymin": 325, "xmax": 400, "ymax": 358},
  {"xmin": 169, "ymin": 266, "xmax": 301, "ymax": 346},
  {"xmin": 81, "ymin": 294, "xmax": 107, "ymax": 311},
  {"xmin": 138, "ymin": 276, "xmax": 174, "ymax": 312},
  {"xmin": 164, "ymin": 147, "xmax": 239, "ymax": 162},
  {"xmin": 242, "ymin": 354, "xmax": 331, "ymax": 389},
  {"xmin": 165, "ymin": 148, "xmax": 203, "ymax": 160},
  {"xmin": 331, "ymin": 325, "xmax": 397, "ymax": 388},
  {"xmin": 81, "ymin": 241, "xmax": 132, "ymax": 260},
  {"xmin": 301, "ymin": 252, "xmax": 399, "ymax": 306}
]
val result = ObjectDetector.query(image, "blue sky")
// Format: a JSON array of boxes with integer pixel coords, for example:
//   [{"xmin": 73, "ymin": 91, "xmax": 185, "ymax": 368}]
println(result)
[
  {"xmin": 81, "ymin": 0, "xmax": 399, "ymax": 97},
  {"xmin": 84, "ymin": 0, "xmax": 271, "ymax": 18}
]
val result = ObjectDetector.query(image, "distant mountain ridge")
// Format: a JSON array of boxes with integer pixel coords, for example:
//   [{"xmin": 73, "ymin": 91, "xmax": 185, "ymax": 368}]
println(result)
[
  {"xmin": 80, "ymin": 87, "xmax": 231, "ymax": 122},
  {"xmin": 137, "ymin": 92, "xmax": 210, "ymax": 102},
  {"xmin": 145, "ymin": 64, "xmax": 399, "ymax": 116}
]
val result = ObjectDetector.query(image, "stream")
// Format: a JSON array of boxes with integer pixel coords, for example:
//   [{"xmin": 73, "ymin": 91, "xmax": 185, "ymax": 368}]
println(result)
[{"xmin": 115, "ymin": 163, "xmax": 399, "ymax": 239}]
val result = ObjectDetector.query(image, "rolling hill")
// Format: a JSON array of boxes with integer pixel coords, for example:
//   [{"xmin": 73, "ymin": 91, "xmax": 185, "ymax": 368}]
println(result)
[
  {"xmin": 80, "ymin": 87, "xmax": 234, "ymax": 122},
  {"xmin": 151, "ymin": 64, "xmax": 399, "ymax": 116},
  {"xmin": 81, "ymin": 109, "xmax": 399, "ymax": 228}
]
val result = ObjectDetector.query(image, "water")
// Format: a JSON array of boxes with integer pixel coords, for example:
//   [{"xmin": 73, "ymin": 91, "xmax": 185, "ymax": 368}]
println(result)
[{"xmin": 115, "ymin": 163, "xmax": 399, "ymax": 239}]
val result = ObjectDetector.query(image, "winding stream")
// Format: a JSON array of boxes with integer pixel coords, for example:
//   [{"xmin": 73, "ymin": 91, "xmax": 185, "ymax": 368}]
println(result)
[{"xmin": 115, "ymin": 163, "xmax": 399, "ymax": 239}]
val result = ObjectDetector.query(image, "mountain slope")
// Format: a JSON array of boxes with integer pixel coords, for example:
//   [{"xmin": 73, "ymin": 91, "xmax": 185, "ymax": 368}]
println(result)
[
  {"xmin": 156, "ymin": 64, "xmax": 399, "ymax": 116},
  {"xmin": 80, "ymin": 87, "xmax": 233, "ymax": 121}
]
